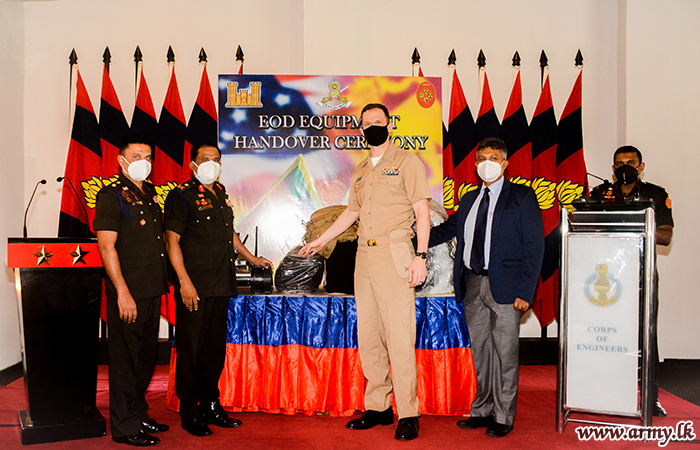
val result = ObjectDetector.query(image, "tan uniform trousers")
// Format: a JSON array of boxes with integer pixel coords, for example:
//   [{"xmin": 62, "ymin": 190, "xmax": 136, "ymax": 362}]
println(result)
[{"xmin": 354, "ymin": 238, "xmax": 420, "ymax": 419}]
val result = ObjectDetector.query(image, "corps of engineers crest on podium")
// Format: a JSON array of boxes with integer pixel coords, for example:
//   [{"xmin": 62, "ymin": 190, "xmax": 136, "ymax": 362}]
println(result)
[{"xmin": 584, "ymin": 263, "xmax": 622, "ymax": 307}]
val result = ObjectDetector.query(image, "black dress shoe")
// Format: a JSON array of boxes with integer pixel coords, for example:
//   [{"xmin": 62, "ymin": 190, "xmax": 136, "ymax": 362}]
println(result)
[
  {"xmin": 653, "ymin": 400, "xmax": 668, "ymax": 417},
  {"xmin": 141, "ymin": 418, "xmax": 169, "ymax": 434},
  {"xmin": 395, "ymin": 417, "xmax": 419, "ymax": 441},
  {"xmin": 457, "ymin": 415, "xmax": 495, "ymax": 429},
  {"xmin": 346, "ymin": 407, "xmax": 394, "ymax": 430},
  {"xmin": 485, "ymin": 422, "xmax": 514, "ymax": 438},
  {"xmin": 113, "ymin": 430, "xmax": 160, "ymax": 446},
  {"xmin": 200, "ymin": 401, "xmax": 242, "ymax": 428},
  {"xmin": 181, "ymin": 417, "xmax": 213, "ymax": 437}
]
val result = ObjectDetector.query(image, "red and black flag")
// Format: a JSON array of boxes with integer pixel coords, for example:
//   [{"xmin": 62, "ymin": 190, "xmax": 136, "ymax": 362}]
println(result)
[
  {"xmin": 152, "ymin": 66, "xmax": 187, "ymax": 188},
  {"xmin": 502, "ymin": 69, "xmax": 532, "ymax": 184},
  {"xmin": 185, "ymin": 65, "xmax": 218, "ymax": 170},
  {"xmin": 446, "ymin": 70, "xmax": 478, "ymax": 213},
  {"xmin": 530, "ymin": 72, "xmax": 559, "ymax": 327},
  {"xmin": 99, "ymin": 66, "xmax": 129, "ymax": 182},
  {"xmin": 474, "ymin": 71, "xmax": 500, "ymax": 143},
  {"xmin": 58, "ymin": 70, "xmax": 101, "ymax": 238},
  {"xmin": 130, "ymin": 70, "xmax": 159, "ymax": 150},
  {"xmin": 556, "ymin": 68, "xmax": 588, "ymax": 206}
]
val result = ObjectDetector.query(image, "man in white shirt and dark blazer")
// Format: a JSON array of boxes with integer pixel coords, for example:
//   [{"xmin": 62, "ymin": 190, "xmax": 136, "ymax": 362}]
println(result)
[{"xmin": 429, "ymin": 137, "xmax": 544, "ymax": 438}]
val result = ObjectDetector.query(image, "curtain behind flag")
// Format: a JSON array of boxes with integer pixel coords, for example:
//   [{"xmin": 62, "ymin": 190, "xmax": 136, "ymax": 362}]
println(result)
[
  {"xmin": 99, "ymin": 66, "xmax": 129, "ymax": 182},
  {"xmin": 556, "ymin": 70, "xmax": 587, "ymax": 207},
  {"xmin": 58, "ymin": 70, "xmax": 101, "ymax": 238},
  {"xmin": 502, "ymin": 70, "xmax": 532, "ymax": 184},
  {"xmin": 153, "ymin": 69, "xmax": 187, "ymax": 189},
  {"xmin": 447, "ymin": 71, "xmax": 478, "ymax": 212},
  {"xmin": 530, "ymin": 74, "xmax": 559, "ymax": 327}
]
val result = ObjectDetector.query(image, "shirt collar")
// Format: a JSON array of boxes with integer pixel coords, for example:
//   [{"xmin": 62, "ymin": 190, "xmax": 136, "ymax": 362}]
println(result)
[{"xmin": 482, "ymin": 175, "xmax": 505, "ymax": 197}]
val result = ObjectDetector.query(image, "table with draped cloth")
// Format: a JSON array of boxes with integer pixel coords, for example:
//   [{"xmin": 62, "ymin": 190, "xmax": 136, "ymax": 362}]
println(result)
[{"xmin": 166, "ymin": 294, "xmax": 476, "ymax": 416}]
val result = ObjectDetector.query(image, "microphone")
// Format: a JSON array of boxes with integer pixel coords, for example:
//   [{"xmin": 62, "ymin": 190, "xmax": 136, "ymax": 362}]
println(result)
[
  {"xmin": 57, "ymin": 176, "xmax": 90, "ymax": 238},
  {"xmin": 586, "ymin": 172, "xmax": 610, "ymax": 185},
  {"xmin": 24, "ymin": 179, "xmax": 47, "ymax": 238}
]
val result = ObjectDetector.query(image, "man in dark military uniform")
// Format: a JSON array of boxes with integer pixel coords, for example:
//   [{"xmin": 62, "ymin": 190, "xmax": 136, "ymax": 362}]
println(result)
[
  {"xmin": 164, "ymin": 143, "xmax": 271, "ymax": 437},
  {"xmin": 590, "ymin": 145, "xmax": 674, "ymax": 417},
  {"xmin": 94, "ymin": 134, "xmax": 170, "ymax": 446}
]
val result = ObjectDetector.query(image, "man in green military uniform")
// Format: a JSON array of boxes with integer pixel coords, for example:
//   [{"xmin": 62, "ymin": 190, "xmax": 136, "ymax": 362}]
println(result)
[
  {"xmin": 164, "ymin": 143, "xmax": 271, "ymax": 437},
  {"xmin": 94, "ymin": 134, "xmax": 170, "ymax": 446}
]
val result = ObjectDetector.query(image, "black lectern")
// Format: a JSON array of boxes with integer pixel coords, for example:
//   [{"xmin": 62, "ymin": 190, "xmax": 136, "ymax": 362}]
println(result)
[{"xmin": 7, "ymin": 238, "xmax": 106, "ymax": 445}]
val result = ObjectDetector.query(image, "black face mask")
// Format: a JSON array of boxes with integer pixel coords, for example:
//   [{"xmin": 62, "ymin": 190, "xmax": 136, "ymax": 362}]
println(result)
[
  {"xmin": 614, "ymin": 164, "xmax": 638, "ymax": 185},
  {"xmin": 363, "ymin": 125, "xmax": 389, "ymax": 147}
]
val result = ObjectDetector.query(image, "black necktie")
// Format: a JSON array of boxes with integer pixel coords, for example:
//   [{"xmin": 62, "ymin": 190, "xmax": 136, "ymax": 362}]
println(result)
[{"xmin": 470, "ymin": 187, "xmax": 490, "ymax": 274}]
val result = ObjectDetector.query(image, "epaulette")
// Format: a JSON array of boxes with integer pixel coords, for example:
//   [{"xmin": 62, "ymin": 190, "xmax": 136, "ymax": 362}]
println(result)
[
  {"xmin": 179, "ymin": 181, "xmax": 196, "ymax": 191},
  {"xmin": 97, "ymin": 179, "xmax": 120, "ymax": 194}
]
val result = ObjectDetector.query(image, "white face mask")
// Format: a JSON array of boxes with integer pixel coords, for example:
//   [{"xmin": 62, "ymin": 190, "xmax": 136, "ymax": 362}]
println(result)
[
  {"xmin": 122, "ymin": 157, "xmax": 152, "ymax": 182},
  {"xmin": 476, "ymin": 160, "xmax": 504, "ymax": 183},
  {"xmin": 194, "ymin": 160, "xmax": 221, "ymax": 185}
]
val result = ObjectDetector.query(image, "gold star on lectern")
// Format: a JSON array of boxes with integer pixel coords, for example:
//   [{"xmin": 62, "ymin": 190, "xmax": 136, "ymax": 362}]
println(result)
[
  {"xmin": 33, "ymin": 246, "xmax": 54, "ymax": 266},
  {"xmin": 70, "ymin": 245, "xmax": 89, "ymax": 265}
]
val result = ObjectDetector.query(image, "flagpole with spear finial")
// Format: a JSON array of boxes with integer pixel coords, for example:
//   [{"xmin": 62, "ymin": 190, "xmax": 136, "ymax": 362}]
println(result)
[
  {"xmin": 575, "ymin": 49, "xmax": 583, "ymax": 70},
  {"xmin": 236, "ymin": 45, "xmax": 244, "ymax": 74},
  {"xmin": 477, "ymin": 49, "xmax": 487, "ymax": 112},
  {"xmin": 68, "ymin": 49, "xmax": 78, "ymax": 131},
  {"xmin": 103, "ymin": 46, "xmax": 111, "ymax": 74},
  {"xmin": 512, "ymin": 50, "xmax": 521, "ymax": 82},
  {"xmin": 447, "ymin": 49, "xmax": 457, "ymax": 95},
  {"xmin": 412, "ymin": 47, "xmax": 421, "ymax": 77},
  {"xmin": 540, "ymin": 50, "xmax": 549, "ymax": 90},
  {"xmin": 134, "ymin": 45, "xmax": 143, "ymax": 98},
  {"xmin": 199, "ymin": 47, "xmax": 208, "ymax": 77},
  {"xmin": 167, "ymin": 45, "xmax": 176, "ymax": 80}
]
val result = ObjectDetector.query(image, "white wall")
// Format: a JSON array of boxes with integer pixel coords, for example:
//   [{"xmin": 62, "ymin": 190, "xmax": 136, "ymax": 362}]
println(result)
[
  {"xmin": 0, "ymin": 1, "xmax": 25, "ymax": 371},
  {"xmin": 1, "ymin": 0, "xmax": 697, "ymax": 371},
  {"xmin": 626, "ymin": 1, "xmax": 700, "ymax": 359}
]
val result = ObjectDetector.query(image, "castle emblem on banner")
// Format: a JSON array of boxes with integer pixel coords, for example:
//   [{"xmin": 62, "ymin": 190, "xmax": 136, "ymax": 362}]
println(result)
[
  {"xmin": 225, "ymin": 81, "xmax": 263, "ymax": 108},
  {"xmin": 584, "ymin": 264, "xmax": 621, "ymax": 307},
  {"xmin": 317, "ymin": 79, "xmax": 353, "ymax": 110}
]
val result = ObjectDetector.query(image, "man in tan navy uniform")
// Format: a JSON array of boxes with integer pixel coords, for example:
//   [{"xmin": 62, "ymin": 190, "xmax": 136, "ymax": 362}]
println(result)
[
  {"xmin": 94, "ymin": 134, "xmax": 169, "ymax": 446},
  {"xmin": 164, "ymin": 143, "xmax": 271, "ymax": 437},
  {"xmin": 300, "ymin": 103, "xmax": 431, "ymax": 441}
]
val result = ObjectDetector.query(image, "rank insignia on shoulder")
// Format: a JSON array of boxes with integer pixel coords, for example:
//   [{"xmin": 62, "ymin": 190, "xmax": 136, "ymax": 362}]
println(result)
[
  {"xmin": 139, "ymin": 219, "xmax": 146, "ymax": 226},
  {"xmin": 381, "ymin": 167, "xmax": 399, "ymax": 176},
  {"xmin": 666, "ymin": 197, "xmax": 672, "ymax": 209}
]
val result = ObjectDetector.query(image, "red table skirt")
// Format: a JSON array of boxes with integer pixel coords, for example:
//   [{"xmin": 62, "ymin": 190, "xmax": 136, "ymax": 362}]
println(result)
[{"xmin": 166, "ymin": 345, "xmax": 475, "ymax": 416}]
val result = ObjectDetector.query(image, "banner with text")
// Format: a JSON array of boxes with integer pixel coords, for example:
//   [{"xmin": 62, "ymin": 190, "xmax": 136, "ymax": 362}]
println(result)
[{"xmin": 218, "ymin": 75, "xmax": 442, "ymax": 265}]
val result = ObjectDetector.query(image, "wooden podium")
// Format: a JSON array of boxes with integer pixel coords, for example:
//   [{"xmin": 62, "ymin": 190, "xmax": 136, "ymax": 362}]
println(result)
[{"xmin": 7, "ymin": 238, "xmax": 106, "ymax": 445}]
